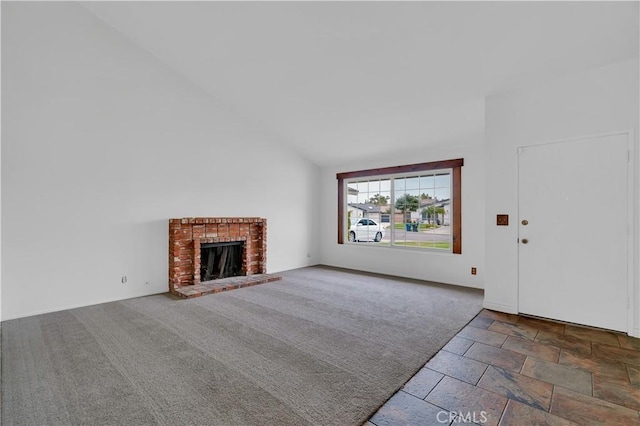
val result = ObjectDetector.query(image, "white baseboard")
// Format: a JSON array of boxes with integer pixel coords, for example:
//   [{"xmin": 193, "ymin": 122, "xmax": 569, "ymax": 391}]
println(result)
[{"xmin": 1, "ymin": 290, "xmax": 166, "ymax": 322}]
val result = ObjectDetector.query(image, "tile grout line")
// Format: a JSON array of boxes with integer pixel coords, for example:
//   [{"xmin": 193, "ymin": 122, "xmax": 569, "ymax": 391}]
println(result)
[
  {"xmin": 409, "ymin": 380, "xmax": 464, "ymax": 424},
  {"xmin": 474, "ymin": 362, "xmax": 491, "ymax": 387},
  {"xmin": 460, "ymin": 339, "xmax": 473, "ymax": 356},
  {"xmin": 518, "ymin": 355, "xmax": 528, "ymax": 375},
  {"xmin": 549, "ymin": 384, "xmax": 556, "ymax": 413},
  {"xmin": 495, "ymin": 399, "xmax": 509, "ymax": 426},
  {"xmin": 421, "ymin": 371, "xmax": 445, "ymax": 401}
]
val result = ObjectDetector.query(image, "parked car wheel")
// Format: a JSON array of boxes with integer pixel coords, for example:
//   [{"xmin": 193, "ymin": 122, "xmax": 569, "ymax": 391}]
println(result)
[
  {"xmin": 374, "ymin": 231, "xmax": 382, "ymax": 242},
  {"xmin": 348, "ymin": 231, "xmax": 356, "ymax": 242}
]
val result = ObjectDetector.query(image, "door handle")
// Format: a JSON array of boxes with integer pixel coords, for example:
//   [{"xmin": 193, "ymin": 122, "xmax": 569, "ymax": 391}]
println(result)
[{"xmin": 521, "ymin": 238, "xmax": 529, "ymax": 244}]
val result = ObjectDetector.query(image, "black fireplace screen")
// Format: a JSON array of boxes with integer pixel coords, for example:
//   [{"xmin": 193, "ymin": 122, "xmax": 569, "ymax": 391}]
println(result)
[{"xmin": 200, "ymin": 241, "xmax": 244, "ymax": 281}]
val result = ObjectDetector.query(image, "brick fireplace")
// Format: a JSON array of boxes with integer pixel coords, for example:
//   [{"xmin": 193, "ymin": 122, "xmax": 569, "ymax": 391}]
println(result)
[{"xmin": 169, "ymin": 217, "xmax": 276, "ymax": 298}]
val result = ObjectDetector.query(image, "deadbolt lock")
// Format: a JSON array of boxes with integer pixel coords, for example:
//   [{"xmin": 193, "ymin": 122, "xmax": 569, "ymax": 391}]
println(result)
[
  {"xmin": 521, "ymin": 220, "xmax": 529, "ymax": 226},
  {"xmin": 521, "ymin": 238, "xmax": 529, "ymax": 244}
]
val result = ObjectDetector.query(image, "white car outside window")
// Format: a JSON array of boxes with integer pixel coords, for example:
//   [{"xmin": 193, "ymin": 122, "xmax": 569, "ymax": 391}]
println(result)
[{"xmin": 348, "ymin": 218, "xmax": 385, "ymax": 242}]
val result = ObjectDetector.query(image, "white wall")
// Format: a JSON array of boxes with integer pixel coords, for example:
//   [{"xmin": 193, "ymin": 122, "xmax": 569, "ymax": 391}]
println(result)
[
  {"xmin": 319, "ymin": 142, "xmax": 485, "ymax": 289},
  {"xmin": 485, "ymin": 58, "xmax": 639, "ymax": 335},
  {"xmin": 0, "ymin": 3, "xmax": 3, "ymax": 322},
  {"xmin": 1, "ymin": 2, "xmax": 320, "ymax": 320}
]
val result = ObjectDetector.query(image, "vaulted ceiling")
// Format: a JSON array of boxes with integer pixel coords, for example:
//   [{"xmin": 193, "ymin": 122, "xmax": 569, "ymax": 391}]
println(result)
[{"xmin": 82, "ymin": 1, "xmax": 639, "ymax": 167}]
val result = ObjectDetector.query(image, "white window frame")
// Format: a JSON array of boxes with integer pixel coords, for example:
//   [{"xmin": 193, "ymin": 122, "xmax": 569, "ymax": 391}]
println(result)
[{"xmin": 344, "ymin": 169, "xmax": 453, "ymax": 251}]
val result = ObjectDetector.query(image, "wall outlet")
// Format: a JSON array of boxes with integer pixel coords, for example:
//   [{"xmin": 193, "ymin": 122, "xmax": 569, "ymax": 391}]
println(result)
[
  {"xmin": 121, "ymin": 276, "xmax": 127, "ymax": 284},
  {"xmin": 471, "ymin": 267, "xmax": 477, "ymax": 275}
]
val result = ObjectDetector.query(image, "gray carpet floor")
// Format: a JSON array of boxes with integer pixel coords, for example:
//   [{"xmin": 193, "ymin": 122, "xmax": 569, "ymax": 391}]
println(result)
[{"xmin": 2, "ymin": 266, "xmax": 483, "ymax": 425}]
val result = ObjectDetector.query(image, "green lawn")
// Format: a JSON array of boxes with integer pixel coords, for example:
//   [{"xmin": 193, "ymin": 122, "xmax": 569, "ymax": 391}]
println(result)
[{"xmin": 393, "ymin": 241, "xmax": 451, "ymax": 249}]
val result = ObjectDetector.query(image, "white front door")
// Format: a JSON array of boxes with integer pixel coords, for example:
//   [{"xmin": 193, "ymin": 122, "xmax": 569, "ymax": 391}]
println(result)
[{"xmin": 518, "ymin": 133, "xmax": 630, "ymax": 332}]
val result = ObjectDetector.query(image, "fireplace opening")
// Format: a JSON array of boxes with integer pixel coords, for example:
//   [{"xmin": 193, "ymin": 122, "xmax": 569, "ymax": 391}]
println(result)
[{"xmin": 200, "ymin": 241, "xmax": 244, "ymax": 281}]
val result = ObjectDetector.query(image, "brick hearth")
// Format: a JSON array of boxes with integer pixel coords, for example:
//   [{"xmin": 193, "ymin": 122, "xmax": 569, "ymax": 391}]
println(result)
[
  {"xmin": 172, "ymin": 274, "xmax": 282, "ymax": 298},
  {"xmin": 169, "ymin": 217, "xmax": 280, "ymax": 298}
]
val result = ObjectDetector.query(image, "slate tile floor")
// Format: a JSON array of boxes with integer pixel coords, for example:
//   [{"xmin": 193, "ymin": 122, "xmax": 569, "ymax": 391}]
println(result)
[{"xmin": 367, "ymin": 309, "xmax": 640, "ymax": 425}]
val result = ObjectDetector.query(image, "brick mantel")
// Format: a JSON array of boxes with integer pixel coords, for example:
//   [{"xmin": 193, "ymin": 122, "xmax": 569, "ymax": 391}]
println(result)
[{"xmin": 168, "ymin": 217, "xmax": 267, "ymax": 296}]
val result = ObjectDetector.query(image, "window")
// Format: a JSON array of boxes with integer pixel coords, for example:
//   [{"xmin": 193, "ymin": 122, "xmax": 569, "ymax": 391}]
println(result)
[{"xmin": 337, "ymin": 158, "xmax": 463, "ymax": 254}]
